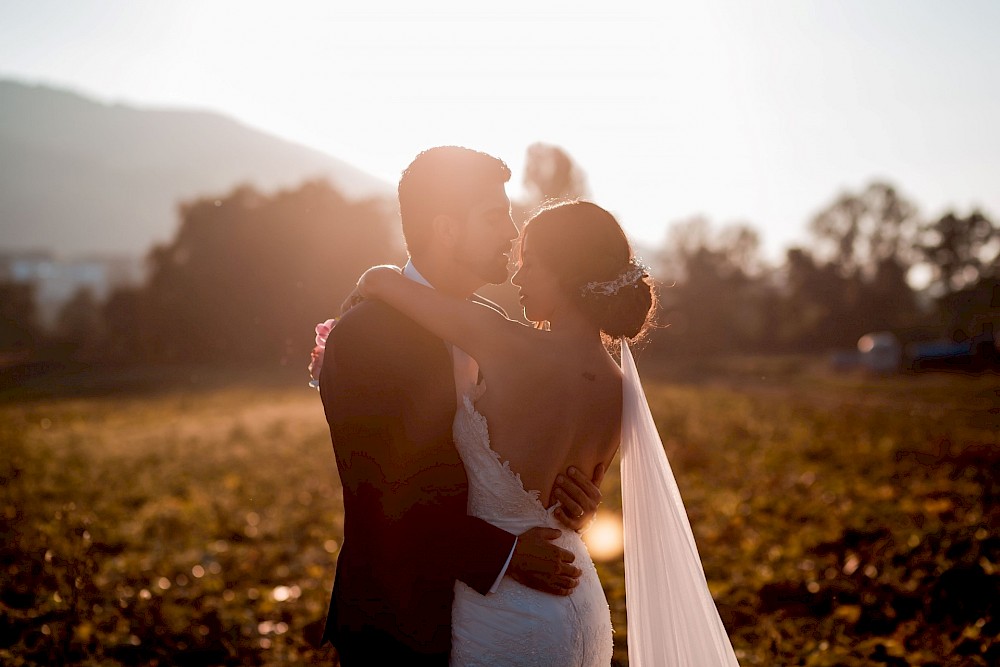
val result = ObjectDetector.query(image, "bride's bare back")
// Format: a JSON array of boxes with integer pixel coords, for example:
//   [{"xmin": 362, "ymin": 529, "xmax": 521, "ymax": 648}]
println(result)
[{"xmin": 473, "ymin": 326, "xmax": 622, "ymax": 506}]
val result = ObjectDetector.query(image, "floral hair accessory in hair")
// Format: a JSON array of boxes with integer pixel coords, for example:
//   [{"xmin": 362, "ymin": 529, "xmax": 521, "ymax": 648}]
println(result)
[
  {"xmin": 580, "ymin": 258, "xmax": 651, "ymax": 297},
  {"xmin": 308, "ymin": 318, "xmax": 337, "ymax": 389}
]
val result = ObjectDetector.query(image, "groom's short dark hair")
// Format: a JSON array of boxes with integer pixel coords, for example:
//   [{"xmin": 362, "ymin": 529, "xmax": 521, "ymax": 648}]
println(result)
[{"xmin": 398, "ymin": 146, "xmax": 512, "ymax": 255}]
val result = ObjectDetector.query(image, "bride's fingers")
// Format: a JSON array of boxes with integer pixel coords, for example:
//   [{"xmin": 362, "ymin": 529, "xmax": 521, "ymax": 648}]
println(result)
[
  {"xmin": 339, "ymin": 285, "xmax": 368, "ymax": 315},
  {"xmin": 555, "ymin": 469, "xmax": 601, "ymax": 515},
  {"xmin": 590, "ymin": 463, "xmax": 607, "ymax": 487},
  {"xmin": 553, "ymin": 507, "xmax": 583, "ymax": 530},
  {"xmin": 567, "ymin": 467, "xmax": 603, "ymax": 503},
  {"xmin": 553, "ymin": 489, "xmax": 583, "ymax": 519}
]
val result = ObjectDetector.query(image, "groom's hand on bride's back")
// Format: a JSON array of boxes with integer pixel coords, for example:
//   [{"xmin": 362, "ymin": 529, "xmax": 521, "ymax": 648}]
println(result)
[{"xmin": 508, "ymin": 527, "xmax": 582, "ymax": 596}]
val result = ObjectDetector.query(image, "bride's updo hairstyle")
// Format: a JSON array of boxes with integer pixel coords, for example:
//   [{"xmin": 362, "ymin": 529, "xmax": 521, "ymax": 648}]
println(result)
[{"xmin": 520, "ymin": 200, "xmax": 656, "ymax": 343}]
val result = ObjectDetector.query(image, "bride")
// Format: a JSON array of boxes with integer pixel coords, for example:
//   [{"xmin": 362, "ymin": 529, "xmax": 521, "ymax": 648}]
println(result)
[{"xmin": 355, "ymin": 200, "xmax": 739, "ymax": 666}]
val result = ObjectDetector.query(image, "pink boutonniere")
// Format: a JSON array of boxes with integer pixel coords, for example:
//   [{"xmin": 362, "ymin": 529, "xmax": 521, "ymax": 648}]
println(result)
[{"xmin": 308, "ymin": 318, "xmax": 337, "ymax": 389}]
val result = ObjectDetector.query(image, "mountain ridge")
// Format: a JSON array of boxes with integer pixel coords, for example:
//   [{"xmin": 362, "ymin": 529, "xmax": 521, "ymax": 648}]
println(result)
[{"xmin": 0, "ymin": 79, "xmax": 393, "ymax": 256}]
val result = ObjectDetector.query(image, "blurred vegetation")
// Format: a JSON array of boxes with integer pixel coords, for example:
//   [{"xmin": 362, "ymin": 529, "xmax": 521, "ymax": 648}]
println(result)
[
  {"xmin": 1, "ymin": 361, "xmax": 997, "ymax": 665},
  {"xmin": 2, "ymin": 146, "xmax": 997, "ymax": 375},
  {"xmin": 0, "ymin": 283, "xmax": 41, "ymax": 354},
  {"xmin": 652, "ymin": 182, "xmax": 997, "ymax": 358}
]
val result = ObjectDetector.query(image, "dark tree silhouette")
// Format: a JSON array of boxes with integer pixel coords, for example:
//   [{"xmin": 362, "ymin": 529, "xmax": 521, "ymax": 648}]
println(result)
[
  {"xmin": 775, "ymin": 181, "xmax": 923, "ymax": 349},
  {"xmin": 54, "ymin": 287, "xmax": 104, "ymax": 360},
  {"xmin": 776, "ymin": 247, "xmax": 856, "ymax": 350},
  {"xmin": 0, "ymin": 282, "xmax": 41, "ymax": 353},
  {"xmin": 654, "ymin": 218, "xmax": 769, "ymax": 355},
  {"xmin": 101, "ymin": 286, "xmax": 145, "ymax": 362},
  {"xmin": 918, "ymin": 210, "xmax": 999, "ymax": 297},
  {"xmin": 135, "ymin": 180, "xmax": 399, "ymax": 363},
  {"xmin": 934, "ymin": 277, "xmax": 1000, "ymax": 344},
  {"xmin": 810, "ymin": 181, "xmax": 922, "ymax": 280},
  {"xmin": 653, "ymin": 180, "xmax": 932, "ymax": 358}
]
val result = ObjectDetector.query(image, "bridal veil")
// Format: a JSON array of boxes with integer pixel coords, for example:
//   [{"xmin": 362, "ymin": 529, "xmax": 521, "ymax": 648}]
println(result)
[{"xmin": 619, "ymin": 341, "xmax": 741, "ymax": 666}]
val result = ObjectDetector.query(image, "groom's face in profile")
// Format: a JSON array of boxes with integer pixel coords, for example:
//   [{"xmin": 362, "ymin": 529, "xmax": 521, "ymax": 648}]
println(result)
[{"xmin": 453, "ymin": 184, "xmax": 517, "ymax": 286}]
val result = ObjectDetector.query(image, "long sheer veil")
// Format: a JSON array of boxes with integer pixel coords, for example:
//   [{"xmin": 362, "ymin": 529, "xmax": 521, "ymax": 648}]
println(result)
[{"xmin": 620, "ymin": 341, "xmax": 741, "ymax": 666}]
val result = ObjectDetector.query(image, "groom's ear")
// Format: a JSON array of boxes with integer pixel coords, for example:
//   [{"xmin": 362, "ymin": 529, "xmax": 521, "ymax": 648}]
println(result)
[{"xmin": 431, "ymin": 213, "xmax": 462, "ymax": 249}]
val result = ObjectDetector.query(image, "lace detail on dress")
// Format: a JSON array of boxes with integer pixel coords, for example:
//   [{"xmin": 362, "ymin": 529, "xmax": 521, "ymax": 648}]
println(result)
[
  {"xmin": 463, "ymin": 396, "xmax": 543, "ymax": 505},
  {"xmin": 450, "ymin": 389, "xmax": 613, "ymax": 667},
  {"xmin": 453, "ymin": 392, "xmax": 556, "ymax": 527}
]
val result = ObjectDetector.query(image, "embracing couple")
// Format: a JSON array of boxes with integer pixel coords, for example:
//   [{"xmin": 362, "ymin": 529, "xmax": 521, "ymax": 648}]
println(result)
[{"xmin": 312, "ymin": 146, "xmax": 739, "ymax": 666}]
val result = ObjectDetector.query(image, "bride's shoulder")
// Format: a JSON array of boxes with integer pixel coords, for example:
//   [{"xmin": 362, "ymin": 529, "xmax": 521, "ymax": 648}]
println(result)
[{"xmin": 490, "ymin": 326, "xmax": 566, "ymax": 370}]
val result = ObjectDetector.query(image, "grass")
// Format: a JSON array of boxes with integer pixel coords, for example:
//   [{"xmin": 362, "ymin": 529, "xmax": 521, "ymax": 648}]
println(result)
[{"xmin": 1, "ymin": 359, "xmax": 998, "ymax": 665}]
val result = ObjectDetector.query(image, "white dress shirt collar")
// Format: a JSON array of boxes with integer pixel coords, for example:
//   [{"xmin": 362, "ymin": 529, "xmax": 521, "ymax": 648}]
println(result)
[{"xmin": 402, "ymin": 259, "xmax": 433, "ymax": 288}]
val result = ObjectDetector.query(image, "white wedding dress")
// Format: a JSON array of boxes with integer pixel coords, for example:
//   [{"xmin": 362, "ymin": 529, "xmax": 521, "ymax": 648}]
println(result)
[
  {"xmin": 450, "ymin": 380, "xmax": 614, "ymax": 667},
  {"xmin": 449, "ymin": 342, "xmax": 740, "ymax": 667}
]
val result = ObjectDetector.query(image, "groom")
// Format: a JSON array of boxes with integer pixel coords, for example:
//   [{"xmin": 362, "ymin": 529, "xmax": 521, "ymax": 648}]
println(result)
[{"xmin": 319, "ymin": 146, "xmax": 605, "ymax": 665}]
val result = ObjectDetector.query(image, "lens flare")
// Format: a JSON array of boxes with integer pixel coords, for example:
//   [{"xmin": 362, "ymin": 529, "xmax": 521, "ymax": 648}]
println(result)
[{"xmin": 582, "ymin": 510, "xmax": 624, "ymax": 561}]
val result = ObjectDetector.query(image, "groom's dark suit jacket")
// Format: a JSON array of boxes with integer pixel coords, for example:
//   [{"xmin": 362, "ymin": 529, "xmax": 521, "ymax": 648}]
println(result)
[{"xmin": 319, "ymin": 298, "xmax": 517, "ymax": 659}]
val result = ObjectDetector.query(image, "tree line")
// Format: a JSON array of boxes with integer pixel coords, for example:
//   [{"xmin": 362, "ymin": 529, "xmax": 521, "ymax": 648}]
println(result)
[
  {"xmin": 1, "ymin": 144, "xmax": 997, "ymax": 370},
  {"xmin": 654, "ymin": 182, "xmax": 998, "ymax": 360}
]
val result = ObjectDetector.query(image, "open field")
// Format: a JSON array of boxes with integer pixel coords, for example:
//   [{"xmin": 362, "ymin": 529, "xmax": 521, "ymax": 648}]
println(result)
[{"xmin": 1, "ymin": 361, "xmax": 998, "ymax": 665}]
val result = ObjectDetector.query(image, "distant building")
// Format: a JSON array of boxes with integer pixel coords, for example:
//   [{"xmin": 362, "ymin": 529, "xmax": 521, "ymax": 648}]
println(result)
[{"xmin": 0, "ymin": 250, "xmax": 144, "ymax": 329}]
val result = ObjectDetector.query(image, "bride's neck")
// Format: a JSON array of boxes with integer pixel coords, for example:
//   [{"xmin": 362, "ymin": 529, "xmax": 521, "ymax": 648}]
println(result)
[{"xmin": 546, "ymin": 306, "xmax": 603, "ymax": 345}]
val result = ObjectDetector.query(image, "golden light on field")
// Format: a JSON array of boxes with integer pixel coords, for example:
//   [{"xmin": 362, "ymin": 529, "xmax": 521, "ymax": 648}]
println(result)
[{"xmin": 582, "ymin": 509, "xmax": 624, "ymax": 562}]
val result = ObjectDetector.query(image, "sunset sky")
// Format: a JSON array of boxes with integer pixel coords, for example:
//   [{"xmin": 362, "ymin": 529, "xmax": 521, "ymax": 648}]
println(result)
[{"xmin": 2, "ymin": 0, "xmax": 997, "ymax": 260}]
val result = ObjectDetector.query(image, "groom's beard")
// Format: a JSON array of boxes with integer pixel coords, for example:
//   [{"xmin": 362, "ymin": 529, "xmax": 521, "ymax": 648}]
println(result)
[{"xmin": 459, "ymin": 250, "xmax": 510, "ymax": 286}]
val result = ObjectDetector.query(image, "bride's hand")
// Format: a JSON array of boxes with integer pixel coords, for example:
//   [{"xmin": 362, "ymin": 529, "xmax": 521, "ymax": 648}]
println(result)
[
  {"xmin": 339, "ymin": 285, "xmax": 364, "ymax": 315},
  {"xmin": 553, "ymin": 464, "xmax": 605, "ymax": 532}
]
